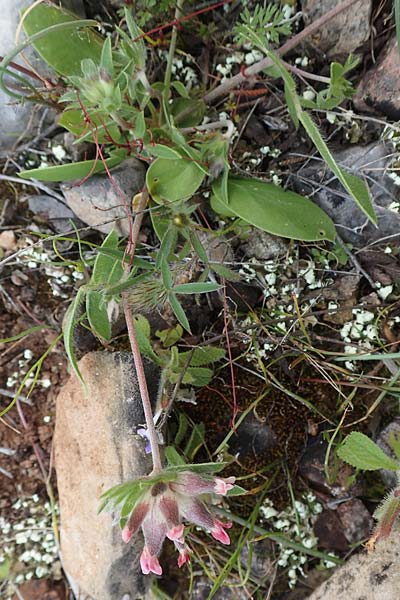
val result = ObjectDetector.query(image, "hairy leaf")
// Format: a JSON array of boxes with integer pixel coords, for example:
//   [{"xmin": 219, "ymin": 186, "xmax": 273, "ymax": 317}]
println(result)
[{"xmin": 337, "ymin": 432, "xmax": 399, "ymax": 471}]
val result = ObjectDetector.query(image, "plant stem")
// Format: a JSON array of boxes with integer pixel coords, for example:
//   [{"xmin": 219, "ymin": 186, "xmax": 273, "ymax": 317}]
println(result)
[
  {"xmin": 163, "ymin": 0, "xmax": 185, "ymax": 102},
  {"xmin": 122, "ymin": 188, "xmax": 163, "ymax": 474},
  {"xmin": 204, "ymin": 0, "xmax": 361, "ymax": 104},
  {"xmin": 124, "ymin": 300, "xmax": 163, "ymax": 474}
]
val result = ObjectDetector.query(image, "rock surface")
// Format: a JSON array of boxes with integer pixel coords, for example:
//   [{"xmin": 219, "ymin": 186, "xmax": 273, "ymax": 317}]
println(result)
[
  {"xmin": 301, "ymin": 0, "xmax": 372, "ymax": 58},
  {"xmin": 61, "ymin": 158, "xmax": 147, "ymax": 235},
  {"xmin": 28, "ymin": 194, "xmax": 81, "ymax": 233},
  {"xmin": 354, "ymin": 37, "xmax": 400, "ymax": 121},
  {"xmin": 54, "ymin": 351, "xmax": 160, "ymax": 600},
  {"xmin": 293, "ymin": 143, "xmax": 400, "ymax": 246},
  {"xmin": 308, "ymin": 525, "xmax": 400, "ymax": 600}
]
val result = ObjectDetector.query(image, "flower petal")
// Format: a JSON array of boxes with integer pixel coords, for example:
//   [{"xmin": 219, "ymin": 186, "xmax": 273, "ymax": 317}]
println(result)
[
  {"xmin": 159, "ymin": 494, "xmax": 180, "ymax": 527},
  {"xmin": 122, "ymin": 501, "xmax": 149, "ymax": 543},
  {"xmin": 214, "ymin": 477, "xmax": 235, "ymax": 495},
  {"xmin": 140, "ymin": 545, "xmax": 163, "ymax": 576},
  {"xmin": 177, "ymin": 547, "xmax": 190, "ymax": 568},
  {"xmin": 171, "ymin": 472, "xmax": 216, "ymax": 496},
  {"xmin": 179, "ymin": 496, "xmax": 214, "ymax": 530},
  {"xmin": 142, "ymin": 513, "xmax": 168, "ymax": 557},
  {"xmin": 211, "ymin": 519, "xmax": 232, "ymax": 545},
  {"xmin": 167, "ymin": 523, "xmax": 185, "ymax": 542}
]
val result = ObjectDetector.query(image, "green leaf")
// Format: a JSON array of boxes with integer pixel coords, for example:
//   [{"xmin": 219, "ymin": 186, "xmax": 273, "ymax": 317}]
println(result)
[
  {"xmin": 149, "ymin": 144, "xmax": 182, "ymax": 159},
  {"xmin": 86, "ymin": 291, "xmax": 111, "ymax": 340},
  {"xmin": 100, "ymin": 36, "xmax": 113, "ymax": 76},
  {"xmin": 210, "ymin": 262, "xmax": 241, "ymax": 281},
  {"xmin": 147, "ymin": 157, "xmax": 205, "ymax": 203},
  {"xmin": 170, "ymin": 97, "xmax": 206, "ymax": 127},
  {"xmin": 337, "ymin": 432, "xmax": 399, "ymax": 471},
  {"xmin": 168, "ymin": 293, "xmax": 190, "ymax": 332},
  {"xmin": 300, "ymin": 112, "xmax": 376, "ymax": 224},
  {"xmin": 183, "ymin": 366, "xmax": 213, "ymax": 387},
  {"xmin": 165, "ymin": 446, "xmax": 186, "ymax": 466},
  {"xmin": 91, "ymin": 230, "xmax": 124, "ymax": 286},
  {"xmin": 156, "ymin": 324, "xmax": 183, "ymax": 347},
  {"xmin": 133, "ymin": 315, "xmax": 161, "ymax": 364},
  {"xmin": 166, "ymin": 461, "xmax": 227, "ymax": 474},
  {"xmin": 19, "ymin": 155, "xmax": 123, "ymax": 182},
  {"xmin": 173, "ymin": 282, "xmax": 221, "ymax": 294},
  {"xmin": 227, "ymin": 485, "xmax": 247, "ymax": 496},
  {"xmin": 63, "ymin": 287, "xmax": 86, "ymax": 385},
  {"xmin": 160, "ymin": 256, "xmax": 173, "ymax": 290},
  {"xmin": 0, "ymin": 557, "xmax": 10, "ymax": 581},
  {"xmin": 171, "ymin": 80, "xmax": 190, "ymax": 98},
  {"xmin": 213, "ymin": 176, "xmax": 336, "ymax": 242},
  {"xmin": 58, "ymin": 109, "xmax": 121, "ymax": 144},
  {"xmin": 22, "ymin": 4, "xmax": 103, "ymax": 77},
  {"xmin": 190, "ymin": 346, "xmax": 226, "ymax": 366}
]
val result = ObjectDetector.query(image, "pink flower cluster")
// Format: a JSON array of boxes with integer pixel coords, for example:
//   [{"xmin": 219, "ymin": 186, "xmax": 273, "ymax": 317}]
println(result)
[{"xmin": 122, "ymin": 471, "xmax": 235, "ymax": 575}]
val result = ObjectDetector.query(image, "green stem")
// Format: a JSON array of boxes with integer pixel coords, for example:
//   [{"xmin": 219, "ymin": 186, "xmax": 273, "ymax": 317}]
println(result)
[{"xmin": 163, "ymin": 0, "xmax": 185, "ymax": 103}]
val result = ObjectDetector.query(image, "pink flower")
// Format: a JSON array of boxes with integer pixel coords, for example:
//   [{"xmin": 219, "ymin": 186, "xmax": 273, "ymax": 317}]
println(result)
[{"xmin": 121, "ymin": 471, "xmax": 235, "ymax": 575}]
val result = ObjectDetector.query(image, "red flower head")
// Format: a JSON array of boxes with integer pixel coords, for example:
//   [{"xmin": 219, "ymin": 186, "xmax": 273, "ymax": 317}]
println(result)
[{"xmin": 118, "ymin": 470, "xmax": 235, "ymax": 575}]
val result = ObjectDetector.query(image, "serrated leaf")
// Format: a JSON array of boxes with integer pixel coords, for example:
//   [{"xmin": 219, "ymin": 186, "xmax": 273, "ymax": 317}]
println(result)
[
  {"xmin": 63, "ymin": 287, "xmax": 86, "ymax": 385},
  {"xmin": 337, "ymin": 432, "xmax": 399, "ymax": 471},
  {"xmin": 86, "ymin": 291, "xmax": 111, "ymax": 340},
  {"xmin": 173, "ymin": 282, "xmax": 221, "ymax": 294},
  {"xmin": 190, "ymin": 346, "xmax": 226, "ymax": 366},
  {"xmin": 22, "ymin": 4, "xmax": 103, "ymax": 77},
  {"xmin": 213, "ymin": 176, "xmax": 335, "ymax": 242},
  {"xmin": 156, "ymin": 324, "xmax": 183, "ymax": 348},
  {"xmin": 146, "ymin": 157, "xmax": 205, "ymax": 203},
  {"xmin": 183, "ymin": 366, "xmax": 213, "ymax": 387}
]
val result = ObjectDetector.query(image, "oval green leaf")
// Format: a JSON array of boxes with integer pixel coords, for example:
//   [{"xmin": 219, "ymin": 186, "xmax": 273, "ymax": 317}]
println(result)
[
  {"xmin": 212, "ymin": 176, "xmax": 336, "ymax": 242},
  {"xmin": 22, "ymin": 4, "xmax": 103, "ymax": 77},
  {"xmin": 146, "ymin": 157, "xmax": 205, "ymax": 203}
]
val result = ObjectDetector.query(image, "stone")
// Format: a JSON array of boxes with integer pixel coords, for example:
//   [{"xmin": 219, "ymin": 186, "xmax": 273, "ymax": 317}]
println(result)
[
  {"xmin": 0, "ymin": 230, "xmax": 17, "ymax": 251},
  {"xmin": 308, "ymin": 524, "xmax": 400, "ymax": 600},
  {"xmin": 241, "ymin": 228, "xmax": 288, "ymax": 261},
  {"xmin": 301, "ymin": 0, "xmax": 372, "ymax": 59},
  {"xmin": 354, "ymin": 37, "xmax": 400, "ymax": 121},
  {"xmin": 28, "ymin": 194, "xmax": 82, "ymax": 233},
  {"xmin": 54, "ymin": 351, "xmax": 160, "ymax": 600},
  {"xmin": 61, "ymin": 158, "xmax": 147, "ymax": 235},
  {"xmin": 293, "ymin": 142, "xmax": 400, "ymax": 246}
]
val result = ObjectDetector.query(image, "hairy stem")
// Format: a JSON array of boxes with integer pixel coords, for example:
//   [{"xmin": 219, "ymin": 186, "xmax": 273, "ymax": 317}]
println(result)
[
  {"xmin": 163, "ymin": 0, "xmax": 185, "ymax": 101},
  {"xmin": 122, "ymin": 188, "xmax": 163, "ymax": 474},
  {"xmin": 204, "ymin": 0, "xmax": 361, "ymax": 104}
]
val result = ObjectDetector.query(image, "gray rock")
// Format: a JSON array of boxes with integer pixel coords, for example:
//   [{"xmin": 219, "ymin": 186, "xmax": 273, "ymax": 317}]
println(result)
[
  {"xmin": 354, "ymin": 37, "xmax": 400, "ymax": 121},
  {"xmin": 308, "ymin": 524, "xmax": 400, "ymax": 600},
  {"xmin": 28, "ymin": 194, "xmax": 82, "ymax": 232},
  {"xmin": 241, "ymin": 228, "xmax": 288, "ymax": 261},
  {"xmin": 61, "ymin": 158, "xmax": 147, "ymax": 235},
  {"xmin": 54, "ymin": 351, "xmax": 160, "ymax": 600},
  {"xmin": 0, "ymin": 1, "xmax": 84, "ymax": 151},
  {"xmin": 301, "ymin": 0, "xmax": 372, "ymax": 59},
  {"xmin": 292, "ymin": 142, "xmax": 400, "ymax": 246}
]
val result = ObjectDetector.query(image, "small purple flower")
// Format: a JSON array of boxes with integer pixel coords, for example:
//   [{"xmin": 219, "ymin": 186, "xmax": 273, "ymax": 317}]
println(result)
[
  {"xmin": 121, "ymin": 471, "xmax": 235, "ymax": 575},
  {"xmin": 137, "ymin": 427, "xmax": 152, "ymax": 454}
]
